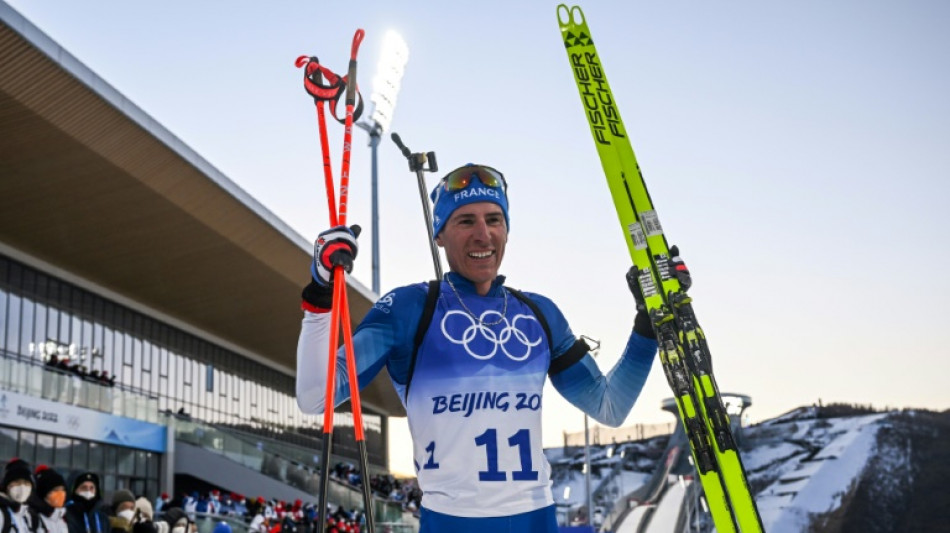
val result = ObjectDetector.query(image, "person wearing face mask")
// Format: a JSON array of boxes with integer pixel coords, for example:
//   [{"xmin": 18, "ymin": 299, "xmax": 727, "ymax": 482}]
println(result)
[
  {"xmin": 107, "ymin": 490, "xmax": 135, "ymax": 533},
  {"xmin": 128, "ymin": 498, "xmax": 156, "ymax": 533},
  {"xmin": 26, "ymin": 465, "xmax": 68, "ymax": 533},
  {"xmin": 159, "ymin": 508, "xmax": 190, "ymax": 533},
  {"xmin": 64, "ymin": 472, "xmax": 108, "ymax": 533},
  {"xmin": 1, "ymin": 458, "xmax": 35, "ymax": 533}
]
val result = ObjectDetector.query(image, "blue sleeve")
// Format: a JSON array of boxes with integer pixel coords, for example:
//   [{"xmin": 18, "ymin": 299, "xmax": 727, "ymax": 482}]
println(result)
[
  {"xmin": 524, "ymin": 292, "xmax": 658, "ymax": 427},
  {"xmin": 349, "ymin": 282, "xmax": 429, "ymax": 400}
]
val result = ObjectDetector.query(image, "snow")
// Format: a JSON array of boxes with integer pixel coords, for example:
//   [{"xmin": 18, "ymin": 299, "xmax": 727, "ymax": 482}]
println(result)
[
  {"xmin": 548, "ymin": 411, "xmax": 895, "ymax": 532},
  {"xmin": 754, "ymin": 414, "xmax": 887, "ymax": 533},
  {"xmin": 646, "ymin": 478, "xmax": 689, "ymax": 532}
]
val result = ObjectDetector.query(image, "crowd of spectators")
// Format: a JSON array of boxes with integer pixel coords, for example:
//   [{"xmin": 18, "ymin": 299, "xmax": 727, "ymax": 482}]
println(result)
[
  {"xmin": 329, "ymin": 463, "xmax": 421, "ymax": 514},
  {"xmin": 159, "ymin": 491, "xmax": 364, "ymax": 533},
  {"xmin": 0, "ymin": 457, "xmax": 167, "ymax": 533},
  {"xmin": 44, "ymin": 353, "xmax": 117, "ymax": 387},
  {"xmin": 1, "ymin": 456, "xmax": 422, "ymax": 533}
]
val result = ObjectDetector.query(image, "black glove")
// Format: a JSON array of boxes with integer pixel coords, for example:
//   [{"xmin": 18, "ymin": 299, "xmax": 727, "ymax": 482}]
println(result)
[
  {"xmin": 311, "ymin": 225, "xmax": 361, "ymax": 286},
  {"xmin": 668, "ymin": 245, "xmax": 691, "ymax": 291},
  {"xmin": 626, "ymin": 266, "xmax": 656, "ymax": 339},
  {"xmin": 626, "ymin": 245, "xmax": 691, "ymax": 339}
]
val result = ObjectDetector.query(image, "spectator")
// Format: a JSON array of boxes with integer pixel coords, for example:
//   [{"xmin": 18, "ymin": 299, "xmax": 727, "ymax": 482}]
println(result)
[
  {"xmin": 279, "ymin": 510, "xmax": 297, "ymax": 533},
  {"xmin": 229, "ymin": 495, "xmax": 245, "ymax": 519},
  {"xmin": 159, "ymin": 508, "xmax": 190, "ymax": 533},
  {"xmin": 193, "ymin": 494, "xmax": 209, "ymax": 515},
  {"xmin": 208, "ymin": 491, "xmax": 221, "ymax": 516},
  {"xmin": 153, "ymin": 495, "xmax": 169, "ymax": 515},
  {"xmin": 247, "ymin": 505, "xmax": 268, "ymax": 533},
  {"xmin": 130, "ymin": 498, "xmax": 157, "ymax": 533},
  {"xmin": 65, "ymin": 472, "xmax": 109, "ymax": 533},
  {"xmin": 181, "ymin": 494, "xmax": 197, "ymax": 521},
  {"xmin": 108, "ymin": 489, "xmax": 135, "ymax": 533},
  {"xmin": 28, "ymin": 465, "xmax": 68, "ymax": 533},
  {"xmin": 1, "ymin": 459, "xmax": 34, "ymax": 533}
]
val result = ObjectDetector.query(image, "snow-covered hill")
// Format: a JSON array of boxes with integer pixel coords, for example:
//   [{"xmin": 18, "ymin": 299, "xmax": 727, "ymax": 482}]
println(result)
[{"xmin": 547, "ymin": 406, "xmax": 950, "ymax": 532}]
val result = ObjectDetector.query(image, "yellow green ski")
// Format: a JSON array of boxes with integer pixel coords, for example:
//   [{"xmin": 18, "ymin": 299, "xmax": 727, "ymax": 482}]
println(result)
[{"xmin": 556, "ymin": 4, "xmax": 765, "ymax": 532}]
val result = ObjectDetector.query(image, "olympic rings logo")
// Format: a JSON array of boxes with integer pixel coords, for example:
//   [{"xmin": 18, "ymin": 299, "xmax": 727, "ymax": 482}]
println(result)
[{"xmin": 440, "ymin": 310, "xmax": 543, "ymax": 361}]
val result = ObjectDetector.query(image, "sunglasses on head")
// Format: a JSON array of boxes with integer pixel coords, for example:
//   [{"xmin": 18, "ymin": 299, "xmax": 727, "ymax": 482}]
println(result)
[{"xmin": 440, "ymin": 164, "xmax": 508, "ymax": 193}]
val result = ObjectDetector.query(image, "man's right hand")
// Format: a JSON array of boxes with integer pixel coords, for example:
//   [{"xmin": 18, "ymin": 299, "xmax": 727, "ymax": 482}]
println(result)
[{"xmin": 311, "ymin": 225, "xmax": 361, "ymax": 286}]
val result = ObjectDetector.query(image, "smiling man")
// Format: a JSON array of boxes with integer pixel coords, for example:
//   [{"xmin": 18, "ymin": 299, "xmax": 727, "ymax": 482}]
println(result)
[{"xmin": 296, "ymin": 163, "xmax": 687, "ymax": 532}]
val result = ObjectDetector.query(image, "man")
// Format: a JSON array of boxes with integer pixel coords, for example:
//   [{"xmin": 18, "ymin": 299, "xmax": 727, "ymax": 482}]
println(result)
[
  {"xmin": 64, "ymin": 472, "xmax": 109, "ymax": 533},
  {"xmin": 1, "ymin": 458, "xmax": 34, "ymax": 533},
  {"xmin": 297, "ymin": 164, "xmax": 687, "ymax": 532}
]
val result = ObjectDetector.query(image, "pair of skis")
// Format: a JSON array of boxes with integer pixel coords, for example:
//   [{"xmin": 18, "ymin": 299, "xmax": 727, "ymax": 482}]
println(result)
[
  {"xmin": 296, "ymin": 29, "xmax": 376, "ymax": 533},
  {"xmin": 556, "ymin": 5, "xmax": 764, "ymax": 532}
]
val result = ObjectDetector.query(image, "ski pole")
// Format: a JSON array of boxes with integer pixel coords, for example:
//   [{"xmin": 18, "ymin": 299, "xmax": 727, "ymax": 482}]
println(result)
[
  {"xmin": 297, "ymin": 52, "xmax": 344, "ymax": 528},
  {"xmin": 296, "ymin": 28, "xmax": 375, "ymax": 532},
  {"xmin": 333, "ymin": 28, "xmax": 377, "ymax": 533},
  {"xmin": 390, "ymin": 132, "xmax": 443, "ymax": 279}
]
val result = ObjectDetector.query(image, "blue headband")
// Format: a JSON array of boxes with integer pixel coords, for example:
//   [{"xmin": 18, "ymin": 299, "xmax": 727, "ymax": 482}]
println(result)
[{"xmin": 430, "ymin": 170, "xmax": 510, "ymax": 238}]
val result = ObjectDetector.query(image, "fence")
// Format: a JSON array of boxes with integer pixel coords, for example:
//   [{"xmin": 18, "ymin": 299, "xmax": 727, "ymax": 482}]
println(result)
[{"xmin": 562, "ymin": 422, "xmax": 674, "ymax": 447}]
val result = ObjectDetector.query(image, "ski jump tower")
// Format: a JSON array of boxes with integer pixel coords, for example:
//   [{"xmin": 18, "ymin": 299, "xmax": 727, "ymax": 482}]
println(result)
[{"xmin": 661, "ymin": 393, "xmax": 754, "ymax": 447}]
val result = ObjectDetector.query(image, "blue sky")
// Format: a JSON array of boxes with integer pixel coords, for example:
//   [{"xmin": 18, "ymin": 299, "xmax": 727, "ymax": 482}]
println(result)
[{"xmin": 7, "ymin": 0, "xmax": 949, "ymax": 474}]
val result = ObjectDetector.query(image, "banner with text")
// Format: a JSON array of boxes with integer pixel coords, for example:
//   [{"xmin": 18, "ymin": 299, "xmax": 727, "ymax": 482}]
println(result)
[{"xmin": 0, "ymin": 390, "xmax": 166, "ymax": 452}]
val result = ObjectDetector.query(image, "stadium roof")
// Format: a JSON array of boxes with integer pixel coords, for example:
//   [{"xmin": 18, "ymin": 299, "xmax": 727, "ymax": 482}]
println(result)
[{"xmin": 0, "ymin": 2, "xmax": 404, "ymax": 416}]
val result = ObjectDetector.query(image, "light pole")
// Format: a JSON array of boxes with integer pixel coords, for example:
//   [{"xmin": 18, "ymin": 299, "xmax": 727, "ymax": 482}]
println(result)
[
  {"xmin": 358, "ymin": 30, "xmax": 409, "ymax": 295},
  {"xmin": 581, "ymin": 335, "xmax": 601, "ymax": 528}
]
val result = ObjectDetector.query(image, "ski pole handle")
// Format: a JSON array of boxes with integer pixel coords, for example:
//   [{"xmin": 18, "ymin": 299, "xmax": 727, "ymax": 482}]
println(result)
[{"xmin": 346, "ymin": 30, "xmax": 365, "ymax": 105}]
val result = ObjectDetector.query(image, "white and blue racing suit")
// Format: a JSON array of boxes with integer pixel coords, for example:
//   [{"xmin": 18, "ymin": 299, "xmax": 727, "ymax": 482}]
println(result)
[{"xmin": 296, "ymin": 273, "xmax": 657, "ymax": 527}]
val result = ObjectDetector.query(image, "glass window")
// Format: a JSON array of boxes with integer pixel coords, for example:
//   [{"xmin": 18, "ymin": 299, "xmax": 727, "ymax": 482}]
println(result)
[
  {"xmin": 0, "ymin": 288, "xmax": 7, "ymax": 350},
  {"xmin": 130, "ymin": 478, "xmax": 145, "ymax": 497},
  {"xmin": 0, "ymin": 427, "xmax": 17, "ymax": 459},
  {"xmin": 53, "ymin": 437, "xmax": 71, "ymax": 467},
  {"xmin": 132, "ymin": 338, "xmax": 142, "ymax": 390},
  {"xmin": 104, "ymin": 445, "xmax": 117, "ymax": 474},
  {"xmin": 159, "ymin": 347, "xmax": 168, "ymax": 377},
  {"xmin": 123, "ymin": 333, "xmax": 133, "ymax": 365},
  {"xmin": 46, "ymin": 306, "xmax": 59, "ymax": 343},
  {"xmin": 20, "ymin": 298, "xmax": 34, "ymax": 357},
  {"xmin": 116, "ymin": 447, "xmax": 134, "ymax": 475},
  {"xmin": 34, "ymin": 303, "xmax": 47, "ymax": 358},
  {"xmin": 88, "ymin": 442, "xmax": 104, "ymax": 474},
  {"xmin": 6, "ymin": 294, "xmax": 21, "ymax": 355},
  {"xmin": 206, "ymin": 364, "xmax": 214, "ymax": 393},
  {"xmin": 58, "ymin": 309, "xmax": 72, "ymax": 346},
  {"xmin": 72, "ymin": 440, "xmax": 89, "ymax": 471},
  {"xmin": 135, "ymin": 450, "xmax": 147, "ymax": 476},
  {"xmin": 102, "ymin": 474, "xmax": 117, "ymax": 494},
  {"xmin": 35, "ymin": 433, "xmax": 54, "ymax": 467},
  {"xmin": 81, "ymin": 320, "xmax": 92, "ymax": 357},
  {"xmin": 146, "ymin": 480, "xmax": 158, "ymax": 503},
  {"xmin": 146, "ymin": 452, "xmax": 159, "ymax": 478},
  {"xmin": 18, "ymin": 430, "xmax": 36, "ymax": 464},
  {"xmin": 104, "ymin": 326, "xmax": 115, "ymax": 378},
  {"xmin": 142, "ymin": 340, "xmax": 152, "ymax": 372},
  {"xmin": 92, "ymin": 322, "xmax": 103, "ymax": 364},
  {"xmin": 123, "ymin": 360, "xmax": 133, "ymax": 389}
]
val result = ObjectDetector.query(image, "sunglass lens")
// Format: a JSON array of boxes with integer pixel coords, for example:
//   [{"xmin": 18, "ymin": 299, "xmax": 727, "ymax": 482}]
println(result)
[
  {"xmin": 476, "ymin": 168, "xmax": 504, "ymax": 188},
  {"xmin": 442, "ymin": 166, "xmax": 506, "ymax": 192},
  {"xmin": 444, "ymin": 170, "xmax": 472, "ymax": 191}
]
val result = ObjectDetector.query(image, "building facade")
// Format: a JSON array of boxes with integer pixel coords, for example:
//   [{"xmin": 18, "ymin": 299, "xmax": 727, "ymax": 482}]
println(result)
[{"xmin": 0, "ymin": 0, "xmax": 401, "ymax": 505}]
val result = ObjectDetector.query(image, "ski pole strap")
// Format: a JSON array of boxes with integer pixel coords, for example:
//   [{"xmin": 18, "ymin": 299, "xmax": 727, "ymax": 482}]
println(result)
[{"xmin": 295, "ymin": 56, "xmax": 365, "ymax": 124}]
